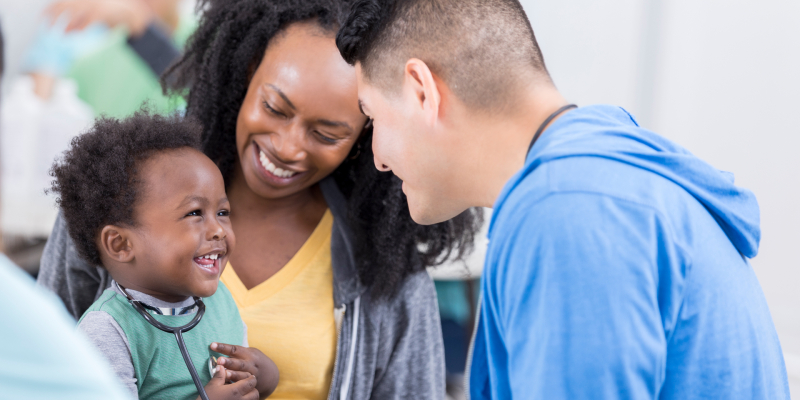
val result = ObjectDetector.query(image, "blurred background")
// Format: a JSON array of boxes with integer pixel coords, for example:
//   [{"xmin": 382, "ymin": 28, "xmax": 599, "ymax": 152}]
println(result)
[{"xmin": 0, "ymin": 0, "xmax": 797, "ymax": 399}]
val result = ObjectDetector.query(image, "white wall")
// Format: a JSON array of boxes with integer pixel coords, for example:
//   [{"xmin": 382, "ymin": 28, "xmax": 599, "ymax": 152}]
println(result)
[{"xmin": 520, "ymin": 0, "xmax": 800, "ymax": 393}]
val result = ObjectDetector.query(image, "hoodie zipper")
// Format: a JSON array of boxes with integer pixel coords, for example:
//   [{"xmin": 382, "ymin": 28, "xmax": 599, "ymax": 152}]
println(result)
[
  {"xmin": 327, "ymin": 304, "xmax": 345, "ymax": 400},
  {"xmin": 338, "ymin": 296, "xmax": 360, "ymax": 400},
  {"xmin": 463, "ymin": 297, "xmax": 482, "ymax": 400},
  {"xmin": 327, "ymin": 295, "xmax": 361, "ymax": 400}
]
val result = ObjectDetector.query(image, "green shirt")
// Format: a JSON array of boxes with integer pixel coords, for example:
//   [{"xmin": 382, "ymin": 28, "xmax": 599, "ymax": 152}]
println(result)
[{"xmin": 79, "ymin": 283, "xmax": 243, "ymax": 400}]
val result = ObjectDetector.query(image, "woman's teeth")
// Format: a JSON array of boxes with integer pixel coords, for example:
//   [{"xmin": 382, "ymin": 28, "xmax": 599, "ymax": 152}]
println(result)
[{"xmin": 259, "ymin": 151, "xmax": 297, "ymax": 178}]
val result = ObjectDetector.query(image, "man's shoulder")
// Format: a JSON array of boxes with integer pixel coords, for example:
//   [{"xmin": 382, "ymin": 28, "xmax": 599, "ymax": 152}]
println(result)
[{"xmin": 496, "ymin": 155, "xmax": 693, "ymax": 236}]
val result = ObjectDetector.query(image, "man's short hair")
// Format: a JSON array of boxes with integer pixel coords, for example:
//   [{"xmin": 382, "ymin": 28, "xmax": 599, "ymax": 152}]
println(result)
[{"xmin": 336, "ymin": 0, "xmax": 550, "ymax": 111}]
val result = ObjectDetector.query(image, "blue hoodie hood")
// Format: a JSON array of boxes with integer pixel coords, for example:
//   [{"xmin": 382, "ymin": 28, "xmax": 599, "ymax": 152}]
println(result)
[
  {"xmin": 515, "ymin": 105, "xmax": 760, "ymax": 258},
  {"xmin": 472, "ymin": 105, "xmax": 787, "ymax": 400}
]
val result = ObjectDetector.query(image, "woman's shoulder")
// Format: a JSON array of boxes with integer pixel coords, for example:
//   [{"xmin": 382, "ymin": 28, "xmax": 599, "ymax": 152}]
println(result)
[{"xmin": 363, "ymin": 270, "xmax": 438, "ymax": 320}]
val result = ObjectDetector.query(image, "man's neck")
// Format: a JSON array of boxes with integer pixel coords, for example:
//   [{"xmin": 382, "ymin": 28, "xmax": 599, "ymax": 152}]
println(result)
[{"xmin": 469, "ymin": 87, "xmax": 569, "ymax": 208}]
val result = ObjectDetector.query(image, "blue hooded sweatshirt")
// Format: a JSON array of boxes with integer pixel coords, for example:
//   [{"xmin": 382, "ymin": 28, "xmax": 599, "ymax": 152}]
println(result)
[{"xmin": 468, "ymin": 105, "xmax": 789, "ymax": 399}]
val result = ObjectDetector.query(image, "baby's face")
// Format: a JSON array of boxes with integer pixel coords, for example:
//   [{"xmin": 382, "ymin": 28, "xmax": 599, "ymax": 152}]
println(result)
[{"xmin": 122, "ymin": 148, "xmax": 235, "ymax": 301}]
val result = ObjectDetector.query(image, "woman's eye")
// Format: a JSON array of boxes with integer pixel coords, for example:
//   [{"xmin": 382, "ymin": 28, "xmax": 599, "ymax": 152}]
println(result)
[
  {"xmin": 218, "ymin": 210, "xmax": 231, "ymax": 217},
  {"xmin": 186, "ymin": 210, "xmax": 202, "ymax": 217},
  {"xmin": 315, "ymin": 131, "xmax": 338, "ymax": 144},
  {"xmin": 263, "ymin": 101, "xmax": 285, "ymax": 117}
]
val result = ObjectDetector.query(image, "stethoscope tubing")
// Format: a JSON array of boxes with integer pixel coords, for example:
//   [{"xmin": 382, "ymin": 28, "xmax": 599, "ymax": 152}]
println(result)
[{"xmin": 115, "ymin": 282, "xmax": 211, "ymax": 400}]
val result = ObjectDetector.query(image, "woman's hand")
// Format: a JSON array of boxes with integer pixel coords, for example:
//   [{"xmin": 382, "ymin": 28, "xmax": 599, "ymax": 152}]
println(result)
[
  {"xmin": 211, "ymin": 342, "xmax": 280, "ymax": 399},
  {"xmin": 200, "ymin": 365, "xmax": 259, "ymax": 400},
  {"xmin": 44, "ymin": 0, "xmax": 154, "ymax": 37}
]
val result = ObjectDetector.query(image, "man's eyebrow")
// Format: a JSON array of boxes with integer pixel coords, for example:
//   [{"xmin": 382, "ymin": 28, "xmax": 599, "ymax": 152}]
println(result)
[
  {"xmin": 317, "ymin": 118, "xmax": 354, "ymax": 132},
  {"xmin": 266, "ymin": 84, "xmax": 296, "ymax": 110}
]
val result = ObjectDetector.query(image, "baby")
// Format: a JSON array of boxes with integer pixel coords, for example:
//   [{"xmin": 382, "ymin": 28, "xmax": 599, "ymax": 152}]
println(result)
[{"xmin": 49, "ymin": 110, "xmax": 278, "ymax": 400}]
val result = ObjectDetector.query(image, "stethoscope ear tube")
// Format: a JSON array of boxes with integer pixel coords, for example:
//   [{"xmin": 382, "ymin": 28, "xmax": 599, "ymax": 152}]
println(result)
[
  {"xmin": 173, "ymin": 328, "xmax": 210, "ymax": 400},
  {"xmin": 115, "ymin": 282, "xmax": 211, "ymax": 400}
]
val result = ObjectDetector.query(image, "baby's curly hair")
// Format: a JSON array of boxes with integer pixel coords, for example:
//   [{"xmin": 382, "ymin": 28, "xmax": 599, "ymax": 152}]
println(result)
[{"xmin": 49, "ymin": 109, "xmax": 202, "ymax": 266}]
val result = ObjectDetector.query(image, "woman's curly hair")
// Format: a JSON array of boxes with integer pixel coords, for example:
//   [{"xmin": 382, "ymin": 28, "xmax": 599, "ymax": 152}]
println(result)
[
  {"xmin": 164, "ymin": 0, "xmax": 483, "ymax": 297},
  {"xmin": 49, "ymin": 109, "xmax": 202, "ymax": 266}
]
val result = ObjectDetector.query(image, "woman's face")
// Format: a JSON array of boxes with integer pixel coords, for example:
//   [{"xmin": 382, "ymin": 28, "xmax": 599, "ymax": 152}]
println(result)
[{"xmin": 235, "ymin": 22, "xmax": 368, "ymax": 200}]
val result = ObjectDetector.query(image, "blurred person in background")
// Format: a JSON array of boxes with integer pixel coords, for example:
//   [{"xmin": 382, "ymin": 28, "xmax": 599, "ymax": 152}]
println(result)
[
  {"xmin": 0, "ymin": 253, "xmax": 134, "ymax": 400},
  {"xmin": 0, "ymin": 24, "xmax": 132, "ymax": 400},
  {"xmin": 25, "ymin": 0, "xmax": 193, "ymax": 117},
  {"xmin": 1, "ymin": 0, "xmax": 193, "ymax": 262}
]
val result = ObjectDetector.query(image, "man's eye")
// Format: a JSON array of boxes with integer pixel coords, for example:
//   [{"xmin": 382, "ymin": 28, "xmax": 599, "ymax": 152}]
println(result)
[
  {"xmin": 218, "ymin": 210, "xmax": 230, "ymax": 217},
  {"xmin": 186, "ymin": 210, "xmax": 202, "ymax": 217}
]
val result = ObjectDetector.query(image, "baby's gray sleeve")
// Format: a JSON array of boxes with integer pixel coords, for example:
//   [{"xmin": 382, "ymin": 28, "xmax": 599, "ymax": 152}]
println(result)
[{"xmin": 78, "ymin": 311, "xmax": 138, "ymax": 397}]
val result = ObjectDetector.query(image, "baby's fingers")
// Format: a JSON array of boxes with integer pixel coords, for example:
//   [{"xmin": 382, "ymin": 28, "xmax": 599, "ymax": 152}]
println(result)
[
  {"xmin": 226, "ymin": 370, "xmax": 252, "ymax": 383},
  {"xmin": 211, "ymin": 342, "xmax": 244, "ymax": 358},
  {"xmin": 227, "ymin": 374, "xmax": 258, "ymax": 400},
  {"xmin": 217, "ymin": 355, "xmax": 248, "ymax": 371}
]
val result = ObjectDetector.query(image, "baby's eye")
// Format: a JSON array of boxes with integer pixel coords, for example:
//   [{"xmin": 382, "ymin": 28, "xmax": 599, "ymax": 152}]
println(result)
[
  {"xmin": 186, "ymin": 210, "xmax": 202, "ymax": 217},
  {"xmin": 218, "ymin": 210, "xmax": 230, "ymax": 217}
]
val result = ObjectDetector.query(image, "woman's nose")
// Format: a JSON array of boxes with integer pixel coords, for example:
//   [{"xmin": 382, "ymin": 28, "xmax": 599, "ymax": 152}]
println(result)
[{"xmin": 270, "ymin": 124, "xmax": 308, "ymax": 163}]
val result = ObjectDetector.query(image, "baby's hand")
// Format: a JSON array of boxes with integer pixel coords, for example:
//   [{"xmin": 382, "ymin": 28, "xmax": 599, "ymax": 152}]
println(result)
[
  {"xmin": 199, "ymin": 365, "xmax": 258, "ymax": 400},
  {"xmin": 211, "ymin": 342, "xmax": 279, "ymax": 399}
]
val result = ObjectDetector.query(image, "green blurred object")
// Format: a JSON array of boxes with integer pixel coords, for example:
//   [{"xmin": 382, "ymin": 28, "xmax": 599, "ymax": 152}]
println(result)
[{"xmin": 66, "ymin": 19, "xmax": 196, "ymax": 118}]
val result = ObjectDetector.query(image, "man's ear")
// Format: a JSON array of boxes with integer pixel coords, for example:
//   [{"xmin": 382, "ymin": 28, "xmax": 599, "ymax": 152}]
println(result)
[
  {"xmin": 99, "ymin": 225, "xmax": 135, "ymax": 263},
  {"xmin": 404, "ymin": 58, "xmax": 443, "ymax": 126}
]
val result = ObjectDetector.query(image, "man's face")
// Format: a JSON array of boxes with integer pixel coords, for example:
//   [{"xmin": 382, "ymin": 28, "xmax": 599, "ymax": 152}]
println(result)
[{"xmin": 355, "ymin": 64, "xmax": 470, "ymax": 225}]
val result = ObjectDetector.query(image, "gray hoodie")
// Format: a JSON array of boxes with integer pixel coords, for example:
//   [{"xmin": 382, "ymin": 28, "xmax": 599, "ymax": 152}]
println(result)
[{"xmin": 37, "ymin": 177, "xmax": 446, "ymax": 400}]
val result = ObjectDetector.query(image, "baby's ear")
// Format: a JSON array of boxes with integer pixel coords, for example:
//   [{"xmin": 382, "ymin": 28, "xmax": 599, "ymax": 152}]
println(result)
[{"xmin": 98, "ymin": 225, "xmax": 135, "ymax": 263}]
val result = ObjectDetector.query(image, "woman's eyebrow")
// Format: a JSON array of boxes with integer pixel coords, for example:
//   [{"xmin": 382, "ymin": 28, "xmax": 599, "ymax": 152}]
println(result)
[
  {"xmin": 266, "ymin": 84, "xmax": 296, "ymax": 110},
  {"xmin": 317, "ymin": 118, "xmax": 353, "ymax": 132}
]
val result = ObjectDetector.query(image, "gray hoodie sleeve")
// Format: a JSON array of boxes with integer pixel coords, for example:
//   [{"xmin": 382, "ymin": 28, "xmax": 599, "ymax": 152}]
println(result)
[
  {"xmin": 367, "ymin": 271, "xmax": 446, "ymax": 400},
  {"xmin": 37, "ymin": 212, "xmax": 111, "ymax": 320}
]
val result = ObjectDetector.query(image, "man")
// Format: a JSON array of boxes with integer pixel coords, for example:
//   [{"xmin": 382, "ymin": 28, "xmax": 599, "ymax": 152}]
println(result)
[{"xmin": 336, "ymin": 0, "xmax": 790, "ymax": 398}]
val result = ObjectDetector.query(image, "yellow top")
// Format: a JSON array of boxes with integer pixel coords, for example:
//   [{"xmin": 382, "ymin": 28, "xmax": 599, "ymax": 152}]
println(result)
[{"xmin": 221, "ymin": 210, "xmax": 336, "ymax": 400}]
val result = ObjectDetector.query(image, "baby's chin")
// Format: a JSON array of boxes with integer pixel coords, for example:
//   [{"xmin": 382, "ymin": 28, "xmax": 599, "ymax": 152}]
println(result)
[{"xmin": 190, "ymin": 280, "xmax": 220, "ymax": 299}]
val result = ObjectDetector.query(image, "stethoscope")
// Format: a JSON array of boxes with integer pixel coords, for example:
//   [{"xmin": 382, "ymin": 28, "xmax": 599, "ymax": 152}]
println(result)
[{"xmin": 114, "ymin": 281, "xmax": 211, "ymax": 400}]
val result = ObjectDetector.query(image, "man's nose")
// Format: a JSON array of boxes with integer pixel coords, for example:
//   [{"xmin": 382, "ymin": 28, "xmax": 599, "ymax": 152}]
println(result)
[{"xmin": 371, "ymin": 137, "xmax": 391, "ymax": 172}]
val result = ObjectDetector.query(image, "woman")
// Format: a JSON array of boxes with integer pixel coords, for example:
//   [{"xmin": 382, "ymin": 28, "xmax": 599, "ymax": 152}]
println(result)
[{"xmin": 37, "ymin": 0, "xmax": 482, "ymax": 399}]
